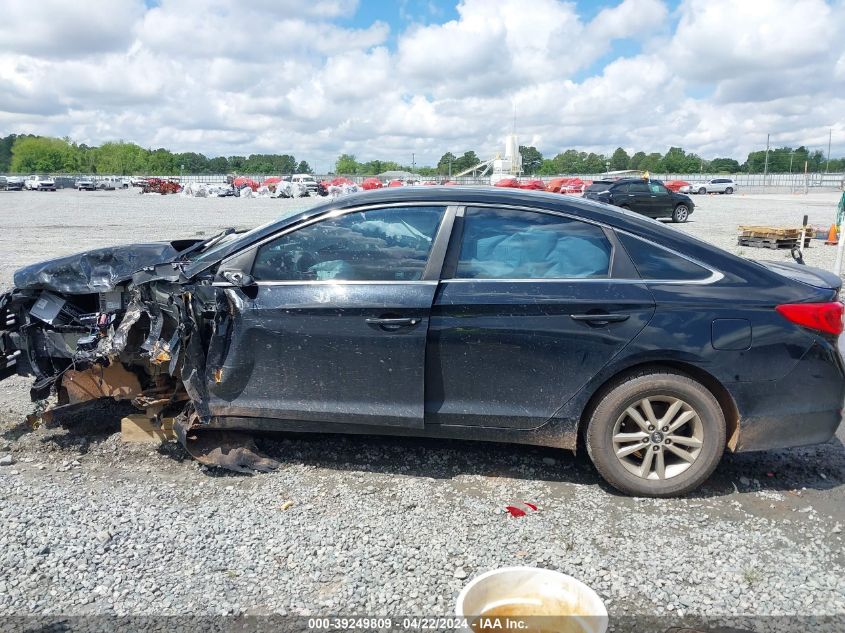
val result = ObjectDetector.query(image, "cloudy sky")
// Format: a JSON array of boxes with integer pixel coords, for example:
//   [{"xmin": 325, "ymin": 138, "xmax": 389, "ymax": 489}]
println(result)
[{"xmin": 0, "ymin": 0, "xmax": 843, "ymax": 169}]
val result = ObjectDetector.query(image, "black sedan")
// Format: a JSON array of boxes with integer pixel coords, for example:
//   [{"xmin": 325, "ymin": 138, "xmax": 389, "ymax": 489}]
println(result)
[
  {"xmin": 1, "ymin": 187, "xmax": 843, "ymax": 496},
  {"xmin": 583, "ymin": 178, "xmax": 695, "ymax": 223}
]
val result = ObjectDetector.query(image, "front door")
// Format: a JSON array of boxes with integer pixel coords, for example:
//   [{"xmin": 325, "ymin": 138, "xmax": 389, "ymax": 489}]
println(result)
[
  {"xmin": 426, "ymin": 206, "xmax": 655, "ymax": 429},
  {"xmin": 206, "ymin": 205, "xmax": 449, "ymax": 428},
  {"xmin": 624, "ymin": 180, "xmax": 653, "ymax": 215}
]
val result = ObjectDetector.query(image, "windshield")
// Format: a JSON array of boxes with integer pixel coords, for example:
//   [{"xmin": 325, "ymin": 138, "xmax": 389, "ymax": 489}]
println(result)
[{"xmin": 188, "ymin": 217, "xmax": 283, "ymax": 265}]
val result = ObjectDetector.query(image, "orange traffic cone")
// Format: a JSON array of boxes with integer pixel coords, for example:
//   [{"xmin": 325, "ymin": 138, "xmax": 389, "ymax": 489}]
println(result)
[{"xmin": 825, "ymin": 224, "xmax": 839, "ymax": 245}]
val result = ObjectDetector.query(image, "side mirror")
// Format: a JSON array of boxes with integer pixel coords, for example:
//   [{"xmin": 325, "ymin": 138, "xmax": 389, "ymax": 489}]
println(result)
[{"xmin": 222, "ymin": 270, "xmax": 256, "ymax": 287}]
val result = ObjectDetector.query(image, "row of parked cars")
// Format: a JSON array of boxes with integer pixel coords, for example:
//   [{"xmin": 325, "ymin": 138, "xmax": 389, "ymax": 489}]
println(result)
[{"xmin": 0, "ymin": 175, "xmax": 140, "ymax": 191}]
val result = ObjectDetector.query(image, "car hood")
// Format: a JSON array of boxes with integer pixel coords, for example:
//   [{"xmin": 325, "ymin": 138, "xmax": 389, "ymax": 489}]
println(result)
[{"xmin": 13, "ymin": 240, "xmax": 202, "ymax": 294}]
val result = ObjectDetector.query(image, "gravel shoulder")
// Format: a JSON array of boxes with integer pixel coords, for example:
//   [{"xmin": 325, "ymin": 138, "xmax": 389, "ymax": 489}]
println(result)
[{"xmin": 0, "ymin": 188, "xmax": 843, "ymax": 619}]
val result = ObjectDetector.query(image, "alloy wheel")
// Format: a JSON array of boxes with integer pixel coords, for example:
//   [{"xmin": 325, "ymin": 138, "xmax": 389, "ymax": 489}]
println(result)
[{"xmin": 611, "ymin": 396, "xmax": 703, "ymax": 480}]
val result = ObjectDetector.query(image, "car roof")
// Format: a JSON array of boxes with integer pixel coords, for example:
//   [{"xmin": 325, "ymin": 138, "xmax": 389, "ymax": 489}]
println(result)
[{"xmin": 187, "ymin": 185, "xmax": 712, "ymax": 274}]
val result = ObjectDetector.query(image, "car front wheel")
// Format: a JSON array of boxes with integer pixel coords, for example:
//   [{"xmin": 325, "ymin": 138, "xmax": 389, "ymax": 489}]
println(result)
[
  {"xmin": 671, "ymin": 205, "xmax": 689, "ymax": 223},
  {"xmin": 585, "ymin": 370, "xmax": 726, "ymax": 497},
  {"xmin": 725, "ymin": 187, "xmax": 733, "ymax": 194},
  {"xmin": 697, "ymin": 187, "xmax": 706, "ymax": 194}
]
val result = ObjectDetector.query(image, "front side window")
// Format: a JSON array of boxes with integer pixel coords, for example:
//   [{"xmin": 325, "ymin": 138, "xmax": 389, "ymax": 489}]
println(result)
[
  {"xmin": 252, "ymin": 206, "xmax": 445, "ymax": 281},
  {"xmin": 648, "ymin": 182, "xmax": 669, "ymax": 194},
  {"xmin": 454, "ymin": 208, "xmax": 612, "ymax": 280}
]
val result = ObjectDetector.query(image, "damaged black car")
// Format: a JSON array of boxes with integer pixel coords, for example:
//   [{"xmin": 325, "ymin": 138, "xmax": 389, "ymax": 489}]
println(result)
[{"xmin": 2, "ymin": 187, "xmax": 843, "ymax": 496}]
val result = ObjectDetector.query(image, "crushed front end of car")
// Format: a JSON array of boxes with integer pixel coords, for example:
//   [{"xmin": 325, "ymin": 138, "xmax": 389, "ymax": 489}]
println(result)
[{"xmin": 0, "ymin": 236, "xmax": 279, "ymax": 474}]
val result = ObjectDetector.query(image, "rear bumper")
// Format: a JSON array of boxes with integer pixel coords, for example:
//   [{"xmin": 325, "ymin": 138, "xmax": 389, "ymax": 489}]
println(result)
[{"xmin": 728, "ymin": 339, "xmax": 845, "ymax": 451}]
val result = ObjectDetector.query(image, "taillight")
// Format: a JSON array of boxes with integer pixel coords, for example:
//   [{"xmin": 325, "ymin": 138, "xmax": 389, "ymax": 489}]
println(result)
[{"xmin": 775, "ymin": 302, "xmax": 844, "ymax": 336}]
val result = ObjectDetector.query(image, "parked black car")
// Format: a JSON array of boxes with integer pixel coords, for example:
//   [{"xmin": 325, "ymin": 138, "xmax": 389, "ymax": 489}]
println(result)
[
  {"xmin": 4, "ymin": 176, "xmax": 25, "ymax": 191},
  {"xmin": 1, "ymin": 187, "xmax": 842, "ymax": 496},
  {"xmin": 584, "ymin": 178, "xmax": 694, "ymax": 223}
]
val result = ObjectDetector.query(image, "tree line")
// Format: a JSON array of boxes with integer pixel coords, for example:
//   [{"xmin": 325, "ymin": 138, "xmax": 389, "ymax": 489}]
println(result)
[
  {"xmin": 1, "ymin": 133, "xmax": 842, "ymax": 176},
  {"xmin": 0, "ymin": 135, "xmax": 312, "ymax": 175}
]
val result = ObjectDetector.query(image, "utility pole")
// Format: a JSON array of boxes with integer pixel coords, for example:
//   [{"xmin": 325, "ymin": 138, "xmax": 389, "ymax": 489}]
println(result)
[
  {"xmin": 826, "ymin": 128, "xmax": 832, "ymax": 173},
  {"xmin": 448, "ymin": 156, "xmax": 452, "ymax": 178},
  {"xmin": 789, "ymin": 150, "xmax": 795, "ymax": 193},
  {"xmin": 762, "ymin": 133, "xmax": 770, "ymax": 183},
  {"xmin": 412, "ymin": 152, "xmax": 415, "ymax": 173}
]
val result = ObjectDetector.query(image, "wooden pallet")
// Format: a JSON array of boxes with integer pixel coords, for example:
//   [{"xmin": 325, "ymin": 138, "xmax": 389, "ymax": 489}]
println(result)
[
  {"xmin": 737, "ymin": 225, "xmax": 804, "ymax": 239},
  {"xmin": 738, "ymin": 236, "xmax": 811, "ymax": 249}
]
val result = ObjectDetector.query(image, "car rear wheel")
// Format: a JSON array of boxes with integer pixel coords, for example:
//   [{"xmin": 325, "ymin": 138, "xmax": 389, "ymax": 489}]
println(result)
[
  {"xmin": 585, "ymin": 370, "xmax": 726, "ymax": 497},
  {"xmin": 697, "ymin": 187, "xmax": 706, "ymax": 194},
  {"xmin": 725, "ymin": 187, "xmax": 733, "ymax": 194},
  {"xmin": 671, "ymin": 205, "xmax": 689, "ymax": 223}
]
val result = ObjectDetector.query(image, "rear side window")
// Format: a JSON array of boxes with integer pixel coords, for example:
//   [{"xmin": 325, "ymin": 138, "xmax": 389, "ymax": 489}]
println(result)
[
  {"xmin": 454, "ymin": 208, "xmax": 611, "ymax": 279},
  {"xmin": 252, "ymin": 206, "xmax": 445, "ymax": 281},
  {"xmin": 618, "ymin": 232, "xmax": 711, "ymax": 281},
  {"xmin": 586, "ymin": 182, "xmax": 612, "ymax": 192}
]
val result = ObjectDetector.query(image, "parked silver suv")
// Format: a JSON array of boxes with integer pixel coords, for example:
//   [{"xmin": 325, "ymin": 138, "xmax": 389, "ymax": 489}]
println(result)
[{"xmin": 680, "ymin": 178, "xmax": 736, "ymax": 194}]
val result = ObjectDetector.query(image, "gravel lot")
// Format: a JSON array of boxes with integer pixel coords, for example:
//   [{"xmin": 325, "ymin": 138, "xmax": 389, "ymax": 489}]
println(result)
[{"xmin": 1, "ymin": 188, "xmax": 844, "ymax": 625}]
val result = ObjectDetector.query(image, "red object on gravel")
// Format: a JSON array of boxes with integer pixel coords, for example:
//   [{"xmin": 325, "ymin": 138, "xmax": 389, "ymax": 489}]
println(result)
[
  {"xmin": 505, "ymin": 501, "xmax": 539, "ymax": 517},
  {"xmin": 665, "ymin": 180, "xmax": 690, "ymax": 192},
  {"xmin": 361, "ymin": 177, "xmax": 383, "ymax": 190},
  {"xmin": 494, "ymin": 178, "xmax": 520, "ymax": 188},
  {"xmin": 387, "ymin": 179, "xmax": 404, "ymax": 187}
]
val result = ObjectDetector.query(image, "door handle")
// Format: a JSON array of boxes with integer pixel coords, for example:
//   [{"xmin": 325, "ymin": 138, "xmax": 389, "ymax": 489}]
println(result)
[
  {"xmin": 570, "ymin": 313, "xmax": 630, "ymax": 324},
  {"xmin": 365, "ymin": 317, "xmax": 421, "ymax": 331}
]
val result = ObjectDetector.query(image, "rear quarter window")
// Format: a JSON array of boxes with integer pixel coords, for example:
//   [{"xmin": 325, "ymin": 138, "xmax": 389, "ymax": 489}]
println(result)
[{"xmin": 618, "ymin": 232, "xmax": 712, "ymax": 281}]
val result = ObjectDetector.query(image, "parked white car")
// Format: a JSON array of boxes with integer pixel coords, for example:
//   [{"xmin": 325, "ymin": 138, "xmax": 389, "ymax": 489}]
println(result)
[
  {"xmin": 96, "ymin": 176, "xmax": 127, "ymax": 190},
  {"xmin": 680, "ymin": 178, "xmax": 736, "ymax": 194},
  {"xmin": 24, "ymin": 175, "xmax": 57, "ymax": 191},
  {"xmin": 290, "ymin": 173, "xmax": 319, "ymax": 196}
]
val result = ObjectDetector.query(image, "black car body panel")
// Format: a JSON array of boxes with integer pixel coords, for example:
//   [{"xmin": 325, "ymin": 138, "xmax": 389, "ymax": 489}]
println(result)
[
  {"xmin": 0, "ymin": 187, "xmax": 842, "ymax": 475},
  {"xmin": 13, "ymin": 241, "xmax": 202, "ymax": 294},
  {"xmin": 584, "ymin": 178, "xmax": 695, "ymax": 219}
]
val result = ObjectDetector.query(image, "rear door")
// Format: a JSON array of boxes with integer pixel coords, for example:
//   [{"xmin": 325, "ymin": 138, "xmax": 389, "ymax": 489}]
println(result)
[
  {"xmin": 426, "ymin": 206, "xmax": 655, "ymax": 429},
  {"xmin": 206, "ymin": 205, "xmax": 454, "ymax": 428}
]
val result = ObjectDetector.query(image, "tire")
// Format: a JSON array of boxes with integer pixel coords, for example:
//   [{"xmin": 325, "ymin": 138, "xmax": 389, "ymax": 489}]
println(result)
[
  {"xmin": 585, "ymin": 370, "xmax": 726, "ymax": 497},
  {"xmin": 671, "ymin": 204, "xmax": 689, "ymax": 223},
  {"xmin": 725, "ymin": 187, "xmax": 733, "ymax": 194},
  {"xmin": 697, "ymin": 187, "xmax": 706, "ymax": 194}
]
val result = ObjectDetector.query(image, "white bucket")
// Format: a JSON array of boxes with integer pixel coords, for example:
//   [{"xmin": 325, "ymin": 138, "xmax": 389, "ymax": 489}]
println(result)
[{"xmin": 455, "ymin": 567, "xmax": 608, "ymax": 633}]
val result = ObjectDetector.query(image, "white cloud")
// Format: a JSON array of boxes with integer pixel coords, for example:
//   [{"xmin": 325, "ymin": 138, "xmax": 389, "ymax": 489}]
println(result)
[{"xmin": 0, "ymin": 0, "xmax": 843, "ymax": 168}]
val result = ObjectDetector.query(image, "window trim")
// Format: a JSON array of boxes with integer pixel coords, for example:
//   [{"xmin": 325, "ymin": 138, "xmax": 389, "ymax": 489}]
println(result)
[
  {"xmin": 439, "ymin": 203, "xmax": 722, "ymax": 285},
  {"xmin": 227, "ymin": 202, "xmax": 456, "ymax": 285}
]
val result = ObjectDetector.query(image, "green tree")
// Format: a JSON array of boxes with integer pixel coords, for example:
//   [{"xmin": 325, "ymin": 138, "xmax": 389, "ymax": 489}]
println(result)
[
  {"xmin": 95, "ymin": 141, "xmax": 148, "ymax": 175},
  {"xmin": 639, "ymin": 152, "xmax": 664, "ymax": 172},
  {"xmin": 609, "ymin": 147, "xmax": 630, "ymax": 171},
  {"xmin": 436, "ymin": 152, "xmax": 457, "ymax": 175},
  {"xmin": 207, "ymin": 156, "xmax": 229, "ymax": 173},
  {"xmin": 518, "ymin": 145, "xmax": 543, "ymax": 174},
  {"xmin": 452, "ymin": 151, "xmax": 480, "ymax": 174},
  {"xmin": 628, "ymin": 151, "xmax": 647, "ymax": 170},
  {"xmin": 173, "ymin": 152, "xmax": 209, "ymax": 173},
  {"xmin": 335, "ymin": 153, "xmax": 359, "ymax": 174},
  {"xmin": 147, "ymin": 148, "xmax": 175, "ymax": 175},
  {"xmin": 10, "ymin": 136, "xmax": 77, "ymax": 173},
  {"xmin": 296, "ymin": 160, "xmax": 312, "ymax": 174},
  {"xmin": 709, "ymin": 157, "xmax": 740, "ymax": 173},
  {"xmin": 583, "ymin": 152, "xmax": 606, "ymax": 173}
]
